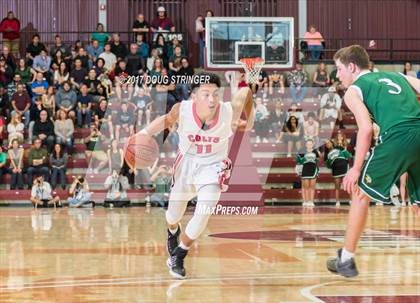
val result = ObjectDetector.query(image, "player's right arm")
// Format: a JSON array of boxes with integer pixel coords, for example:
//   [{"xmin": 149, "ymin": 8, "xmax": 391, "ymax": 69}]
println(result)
[
  {"xmin": 343, "ymin": 87, "xmax": 373, "ymax": 194},
  {"xmin": 139, "ymin": 102, "xmax": 180, "ymax": 137}
]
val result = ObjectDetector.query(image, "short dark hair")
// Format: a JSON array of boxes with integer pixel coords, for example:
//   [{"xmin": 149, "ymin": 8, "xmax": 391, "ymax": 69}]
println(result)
[
  {"xmin": 32, "ymin": 34, "xmax": 40, "ymax": 39},
  {"xmin": 333, "ymin": 45, "xmax": 369, "ymax": 69},
  {"xmin": 191, "ymin": 72, "xmax": 221, "ymax": 92}
]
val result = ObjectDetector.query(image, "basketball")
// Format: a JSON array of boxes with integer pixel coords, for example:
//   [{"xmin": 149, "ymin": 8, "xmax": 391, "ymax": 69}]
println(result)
[{"xmin": 124, "ymin": 132, "xmax": 159, "ymax": 169}]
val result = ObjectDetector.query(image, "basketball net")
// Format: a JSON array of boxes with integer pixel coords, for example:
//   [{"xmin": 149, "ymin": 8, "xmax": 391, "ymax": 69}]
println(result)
[{"xmin": 239, "ymin": 57, "xmax": 265, "ymax": 84}]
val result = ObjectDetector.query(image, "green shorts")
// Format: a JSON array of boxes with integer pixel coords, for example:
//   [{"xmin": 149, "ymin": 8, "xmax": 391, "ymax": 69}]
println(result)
[{"xmin": 358, "ymin": 125, "xmax": 420, "ymax": 204}]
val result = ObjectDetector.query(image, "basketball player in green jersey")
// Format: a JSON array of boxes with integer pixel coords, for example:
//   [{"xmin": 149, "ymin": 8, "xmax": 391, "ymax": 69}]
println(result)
[{"xmin": 326, "ymin": 45, "xmax": 420, "ymax": 277}]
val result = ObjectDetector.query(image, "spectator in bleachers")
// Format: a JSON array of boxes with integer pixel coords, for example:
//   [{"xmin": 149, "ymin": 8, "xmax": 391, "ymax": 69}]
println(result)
[
  {"xmin": 77, "ymin": 84, "xmax": 92, "ymax": 128},
  {"xmin": 311, "ymin": 62, "xmax": 330, "ymax": 99},
  {"xmin": 149, "ymin": 57, "xmax": 163, "ymax": 77},
  {"xmin": 26, "ymin": 34, "xmax": 46, "ymax": 66},
  {"xmin": 166, "ymin": 37, "xmax": 185, "ymax": 60},
  {"xmin": 126, "ymin": 44, "xmax": 143, "ymax": 77},
  {"xmin": 303, "ymin": 25, "xmax": 324, "ymax": 60},
  {"xmin": 168, "ymin": 46, "xmax": 183, "ymax": 75},
  {"xmin": 49, "ymin": 35, "xmax": 71, "ymax": 61},
  {"xmin": 56, "ymin": 81, "xmax": 76, "ymax": 119},
  {"xmin": 74, "ymin": 47, "xmax": 90, "ymax": 70},
  {"xmin": 147, "ymin": 48, "xmax": 160, "ymax": 72},
  {"xmin": 0, "ymin": 11, "xmax": 20, "ymax": 57},
  {"xmin": 133, "ymin": 87, "xmax": 153, "ymax": 127},
  {"xmin": 195, "ymin": 15, "xmax": 205, "ymax": 67},
  {"xmin": 135, "ymin": 34, "xmax": 149, "ymax": 68},
  {"xmin": 71, "ymin": 40, "xmax": 83, "ymax": 58},
  {"xmin": 167, "ymin": 124, "xmax": 179, "ymax": 157},
  {"xmin": 110, "ymin": 33, "xmax": 128, "ymax": 61},
  {"xmin": 29, "ymin": 97, "xmax": 44, "ymax": 141},
  {"xmin": 250, "ymin": 70, "xmax": 268, "ymax": 98},
  {"xmin": 99, "ymin": 43, "xmax": 117, "ymax": 72},
  {"xmin": 0, "ymin": 56, "xmax": 13, "ymax": 86},
  {"xmin": 153, "ymin": 34, "xmax": 168, "ymax": 65},
  {"xmin": 15, "ymin": 58, "xmax": 36, "ymax": 86},
  {"xmin": 0, "ymin": 145, "xmax": 7, "ymax": 181},
  {"xmin": 55, "ymin": 109, "xmax": 74, "ymax": 154},
  {"xmin": 50, "ymin": 143, "xmax": 67, "ymax": 190},
  {"xmin": 176, "ymin": 57, "xmax": 194, "ymax": 100},
  {"xmin": 93, "ymin": 58, "xmax": 106, "ymax": 77},
  {"xmin": 31, "ymin": 72, "xmax": 49, "ymax": 101},
  {"xmin": 2, "ymin": 46, "xmax": 16, "ymax": 71},
  {"xmin": 132, "ymin": 13, "xmax": 150, "ymax": 42},
  {"xmin": 254, "ymin": 97, "xmax": 270, "ymax": 143},
  {"xmin": 68, "ymin": 176, "xmax": 93, "ymax": 207},
  {"xmin": 403, "ymin": 61, "xmax": 416, "ymax": 77},
  {"xmin": 269, "ymin": 102, "xmax": 286, "ymax": 143},
  {"xmin": 51, "ymin": 49, "xmax": 65, "ymax": 73},
  {"xmin": 287, "ymin": 62, "xmax": 308, "ymax": 104},
  {"xmin": 7, "ymin": 113, "xmax": 24, "ymax": 143},
  {"xmin": 27, "ymin": 138, "xmax": 49, "ymax": 186},
  {"xmin": 42, "ymin": 86, "xmax": 55, "ymax": 118},
  {"xmin": 151, "ymin": 6, "xmax": 175, "ymax": 33},
  {"xmin": 30, "ymin": 174, "xmax": 61, "ymax": 208},
  {"xmin": 115, "ymin": 102, "xmax": 135, "ymax": 142},
  {"xmin": 84, "ymin": 123, "xmax": 108, "ymax": 173},
  {"xmin": 107, "ymin": 139, "xmax": 124, "ymax": 173},
  {"xmin": 281, "ymin": 115, "xmax": 302, "ymax": 157},
  {"xmin": 7, "ymin": 73, "xmax": 20, "ymax": 99},
  {"xmin": 303, "ymin": 112, "xmax": 319, "ymax": 146},
  {"xmin": 86, "ymin": 39, "xmax": 103, "ymax": 66},
  {"xmin": 83, "ymin": 69, "xmax": 100, "ymax": 101},
  {"xmin": 91, "ymin": 23, "xmax": 110, "ymax": 48},
  {"xmin": 113, "ymin": 61, "xmax": 133, "ymax": 101},
  {"xmin": 286, "ymin": 103, "xmax": 305, "ymax": 125},
  {"xmin": 0, "ymin": 115, "xmax": 3, "ymax": 145},
  {"xmin": 33, "ymin": 110, "xmax": 55, "ymax": 151},
  {"xmin": 0, "ymin": 85, "xmax": 9, "ymax": 119},
  {"xmin": 11, "ymin": 83, "xmax": 31, "ymax": 128},
  {"xmin": 368, "ymin": 61, "xmax": 379, "ymax": 72},
  {"xmin": 268, "ymin": 71, "xmax": 285, "ymax": 97},
  {"xmin": 8, "ymin": 138, "xmax": 24, "ymax": 189},
  {"xmin": 319, "ymin": 86, "xmax": 342, "ymax": 129},
  {"xmin": 153, "ymin": 68, "xmax": 177, "ymax": 114},
  {"xmin": 70, "ymin": 58, "xmax": 87, "ymax": 90},
  {"xmin": 53, "ymin": 61, "xmax": 69, "ymax": 87},
  {"xmin": 94, "ymin": 98, "xmax": 113, "ymax": 136}
]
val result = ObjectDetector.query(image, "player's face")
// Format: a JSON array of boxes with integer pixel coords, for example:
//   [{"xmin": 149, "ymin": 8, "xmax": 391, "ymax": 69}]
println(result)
[
  {"xmin": 335, "ymin": 59, "xmax": 355, "ymax": 88},
  {"xmin": 193, "ymin": 84, "xmax": 221, "ymax": 113}
]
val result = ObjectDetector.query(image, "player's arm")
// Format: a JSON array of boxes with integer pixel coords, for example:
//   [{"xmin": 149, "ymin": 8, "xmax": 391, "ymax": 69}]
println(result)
[
  {"xmin": 345, "ymin": 87, "xmax": 373, "ymax": 171},
  {"xmin": 403, "ymin": 75, "xmax": 420, "ymax": 94},
  {"xmin": 230, "ymin": 87, "xmax": 254, "ymax": 132},
  {"xmin": 140, "ymin": 102, "xmax": 180, "ymax": 137}
]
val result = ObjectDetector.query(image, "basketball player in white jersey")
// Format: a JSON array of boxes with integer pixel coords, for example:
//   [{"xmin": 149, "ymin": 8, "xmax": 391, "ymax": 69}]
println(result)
[{"xmin": 139, "ymin": 72, "xmax": 254, "ymax": 279}]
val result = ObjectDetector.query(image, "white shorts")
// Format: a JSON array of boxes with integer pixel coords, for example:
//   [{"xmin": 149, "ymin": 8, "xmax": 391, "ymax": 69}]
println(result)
[{"xmin": 170, "ymin": 154, "xmax": 232, "ymax": 200}]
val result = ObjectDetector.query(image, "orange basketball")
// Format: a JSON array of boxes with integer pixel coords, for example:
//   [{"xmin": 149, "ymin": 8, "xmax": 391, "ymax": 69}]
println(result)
[{"xmin": 124, "ymin": 132, "xmax": 159, "ymax": 169}]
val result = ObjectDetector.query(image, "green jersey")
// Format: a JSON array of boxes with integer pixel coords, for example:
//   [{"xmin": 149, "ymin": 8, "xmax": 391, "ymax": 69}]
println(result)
[
  {"xmin": 352, "ymin": 71, "xmax": 420, "ymax": 134},
  {"xmin": 296, "ymin": 150, "xmax": 320, "ymax": 165},
  {"xmin": 326, "ymin": 148, "xmax": 351, "ymax": 169}
]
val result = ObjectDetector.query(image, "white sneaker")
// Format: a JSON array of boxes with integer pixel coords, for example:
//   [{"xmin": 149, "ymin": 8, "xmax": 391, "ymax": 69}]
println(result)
[
  {"xmin": 376, "ymin": 201, "xmax": 384, "ymax": 206},
  {"xmin": 262, "ymin": 138, "xmax": 269, "ymax": 143},
  {"xmin": 287, "ymin": 153, "xmax": 291, "ymax": 158},
  {"xmin": 256, "ymin": 136, "xmax": 261, "ymax": 143},
  {"xmin": 401, "ymin": 201, "xmax": 407, "ymax": 207},
  {"xmin": 307, "ymin": 201, "xmax": 315, "ymax": 207},
  {"xmin": 302, "ymin": 202, "xmax": 308, "ymax": 207},
  {"xmin": 335, "ymin": 202, "xmax": 341, "ymax": 207}
]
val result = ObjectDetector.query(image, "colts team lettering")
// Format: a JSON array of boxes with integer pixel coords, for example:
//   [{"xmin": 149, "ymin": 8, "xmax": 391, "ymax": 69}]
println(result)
[{"xmin": 187, "ymin": 135, "xmax": 220, "ymax": 154}]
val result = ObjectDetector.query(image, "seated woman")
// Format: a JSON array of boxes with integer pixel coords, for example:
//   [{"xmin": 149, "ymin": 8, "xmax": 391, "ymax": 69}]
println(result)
[
  {"xmin": 50, "ymin": 143, "xmax": 68, "ymax": 190},
  {"xmin": 279, "ymin": 115, "xmax": 303, "ymax": 157},
  {"xmin": 311, "ymin": 62, "xmax": 330, "ymax": 99},
  {"xmin": 54, "ymin": 110, "xmax": 74, "ymax": 154},
  {"xmin": 7, "ymin": 113, "xmax": 24, "ymax": 144},
  {"xmin": 8, "ymin": 138, "xmax": 24, "ymax": 190}
]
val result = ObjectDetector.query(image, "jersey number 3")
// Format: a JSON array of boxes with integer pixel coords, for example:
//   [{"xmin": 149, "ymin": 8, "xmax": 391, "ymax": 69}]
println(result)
[{"xmin": 378, "ymin": 78, "xmax": 401, "ymax": 95}]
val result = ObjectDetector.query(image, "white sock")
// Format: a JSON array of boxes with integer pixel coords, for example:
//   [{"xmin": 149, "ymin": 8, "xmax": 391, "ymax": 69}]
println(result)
[
  {"xmin": 169, "ymin": 225, "xmax": 179, "ymax": 235},
  {"xmin": 341, "ymin": 248, "xmax": 354, "ymax": 262},
  {"xmin": 179, "ymin": 241, "xmax": 190, "ymax": 250}
]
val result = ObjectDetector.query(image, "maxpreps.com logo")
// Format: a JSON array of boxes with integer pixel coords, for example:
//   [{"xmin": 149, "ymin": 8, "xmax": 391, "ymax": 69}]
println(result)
[{"xmin": 364, "ymin": 174, "xmax": 372, "ymax": 184}]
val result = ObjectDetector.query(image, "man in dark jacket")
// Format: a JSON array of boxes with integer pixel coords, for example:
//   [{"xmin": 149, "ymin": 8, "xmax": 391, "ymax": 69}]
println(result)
[{"xmin": 33, "ymin": 110, "xmax": 55, "ymax": 151}]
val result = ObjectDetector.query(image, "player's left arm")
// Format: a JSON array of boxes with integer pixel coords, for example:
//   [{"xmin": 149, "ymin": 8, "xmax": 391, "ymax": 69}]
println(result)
[
  {"xmin": 343, "ymin": 87, "xmax": 373, "ymax": 193},
  {"xmin": 402, "ymin": 74, "xmax": 420, "ymax": 94},
  {"xmin": 230, "ymin": 87, "xmax": 254, "ymax": 132}
]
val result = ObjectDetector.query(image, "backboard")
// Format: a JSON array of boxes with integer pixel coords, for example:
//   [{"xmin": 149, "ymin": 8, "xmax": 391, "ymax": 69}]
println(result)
[{"xmin": 205, "ymin": 17, "xmax": 294, "ymax": 69}]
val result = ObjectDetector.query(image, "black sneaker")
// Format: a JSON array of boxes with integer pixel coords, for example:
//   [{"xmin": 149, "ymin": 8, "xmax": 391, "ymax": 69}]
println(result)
[
  {"xmin": 326, "ymin": 248, "xmax": 359, "ymax": 278},
  {"xmin": 169, "ymin": 246, "xmax": 188, "ymax": 279},
  {"xmin": 167, "ymin": 224, "xmax": 181, "ymax": 256}
]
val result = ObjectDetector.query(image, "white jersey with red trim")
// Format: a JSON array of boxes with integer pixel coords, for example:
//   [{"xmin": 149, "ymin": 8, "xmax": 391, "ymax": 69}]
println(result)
[{"xmin": 177, "ymin": 100, "xmax": 234, "ymax": 164}]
